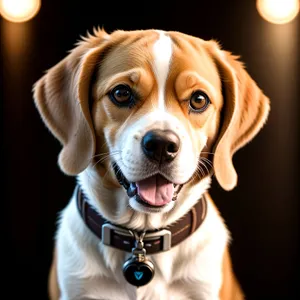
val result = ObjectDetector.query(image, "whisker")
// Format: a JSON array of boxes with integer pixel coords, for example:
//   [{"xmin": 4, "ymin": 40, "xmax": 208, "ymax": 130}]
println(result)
[
  {"xmin": 199, "ymin": 160, "xmax": 210, "ymax": 175},
  {"xmin": 201, "ymin": 157, "xmax": 214, "ymax": 169},
  {"xmin": 92, "ymin": 156, "xmax": 112, "ymax": 168},
  {"xmin": 192, "ymin": 167, "xmax": 202, "ymax": 182},
  {"xmin": 91, "ymin": 150, "xmax": 120, "ymax": 159},
  {"xmin": 91, "ymin": 152, "xmax": 121, "ymax": 169},
  {"xmin": 99, "ymin": 140, "xmax": 110, "ymax": 152},
  {"xmin": 201, "ymin": 151, "xmax": 216, "ymax": 156},
  {"xmin": 93, "ymin": 158, "xmax": 122, "ymax": 185},
  {"xmin": 196, "ymin": 164, "xmax": 205, "ymax": 178},
  {"xmin": 200, "ymin": 151, "xmax": 223, "ymax": 161}
]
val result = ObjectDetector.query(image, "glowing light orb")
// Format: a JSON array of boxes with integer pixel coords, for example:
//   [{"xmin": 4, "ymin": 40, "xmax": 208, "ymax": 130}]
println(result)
[
  {"xmin": 0, "ymin": 0, "xmax": 41, "ymax": 23},
  {"xmin": 257, "ymin": 0, "xmax": 299, "ymax": 24}
]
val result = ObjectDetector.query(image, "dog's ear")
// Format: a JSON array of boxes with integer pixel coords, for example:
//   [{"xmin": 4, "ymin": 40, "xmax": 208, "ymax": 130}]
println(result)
[
  {"xmin": 206, "ymin": 41, "xmax": 270, "ymax": 191},
  {"xmin": 33, "ymin": 30, "xmax": 110, "ymax": 175}
]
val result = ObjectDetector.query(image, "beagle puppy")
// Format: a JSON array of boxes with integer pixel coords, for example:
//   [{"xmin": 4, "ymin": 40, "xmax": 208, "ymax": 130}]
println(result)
[{"xmin": 33, "ymin": 29, "xmax": 270, "ymax": 300}]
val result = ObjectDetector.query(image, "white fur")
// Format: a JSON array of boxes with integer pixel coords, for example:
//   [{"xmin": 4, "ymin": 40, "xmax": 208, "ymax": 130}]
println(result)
[{"xmin": 152, "ymin": 31, "xmax": 173, "ymax": 112}]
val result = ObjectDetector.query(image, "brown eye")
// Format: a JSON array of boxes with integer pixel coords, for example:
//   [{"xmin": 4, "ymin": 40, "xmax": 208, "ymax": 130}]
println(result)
[
  {"xmin": 189, "ymin": 91, "xmax": 210, "ymax": 113},
  {"xmin": 109, "ymin": 84, "xmax": 134, "ymax": 107}
]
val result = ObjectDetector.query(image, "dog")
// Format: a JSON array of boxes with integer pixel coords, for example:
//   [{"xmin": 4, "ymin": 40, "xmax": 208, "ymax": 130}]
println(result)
[{"xmin": 33, "ymin": 28, "xmax": 270, "ymax": 300}]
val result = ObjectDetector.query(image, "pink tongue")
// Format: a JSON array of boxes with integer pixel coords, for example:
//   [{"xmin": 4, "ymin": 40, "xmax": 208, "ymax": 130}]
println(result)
[{"xmin": 136, "ymin": 174, "xmax": 174, "ymax": 207}]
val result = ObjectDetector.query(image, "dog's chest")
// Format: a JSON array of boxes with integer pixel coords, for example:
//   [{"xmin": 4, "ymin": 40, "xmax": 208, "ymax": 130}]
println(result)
[
  {"xmin": 58, "ymin": 194, "xmax": 228, "ymax": 299},
  {"xmin": 78, "ymin": 242, "xmax": 225, "ymax": 300}
]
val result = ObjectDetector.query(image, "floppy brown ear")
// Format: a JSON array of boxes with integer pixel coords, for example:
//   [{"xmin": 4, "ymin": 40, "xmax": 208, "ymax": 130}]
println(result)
[
  {"xmin": 33, "ymin": 30, "xmax": 110, "ymax": 175},
  {"xmin": 206, "ymin": 41, "xmax": 270, "ymax": 191}
]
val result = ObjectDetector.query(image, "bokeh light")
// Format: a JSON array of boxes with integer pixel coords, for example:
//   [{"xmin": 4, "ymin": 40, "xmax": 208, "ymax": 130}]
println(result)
[
  {"xmin": 257, "ymin": 0, "xmax": 299, "ymax": 24},
  {"xmin": 0, "ymin": 0, "xmax": 41, "ymax": 23}
]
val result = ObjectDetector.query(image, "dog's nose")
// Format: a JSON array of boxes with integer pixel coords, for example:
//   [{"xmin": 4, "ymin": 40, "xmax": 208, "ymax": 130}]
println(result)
[{"xmin": 141, "ymin": 129, "xmax": 180, "ymax": 163}]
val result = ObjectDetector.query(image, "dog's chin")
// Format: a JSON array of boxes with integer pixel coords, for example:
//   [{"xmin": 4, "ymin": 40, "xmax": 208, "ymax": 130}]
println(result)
[{"xmin": 129, "ymin": 195, "xmax": 175, "ymax": 214}]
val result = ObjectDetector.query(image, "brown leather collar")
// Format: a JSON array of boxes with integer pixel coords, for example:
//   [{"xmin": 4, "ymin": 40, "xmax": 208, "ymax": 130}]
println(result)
[{"xmin": 76, "ymin": 185, "xmax": 207, "ymax": 254}]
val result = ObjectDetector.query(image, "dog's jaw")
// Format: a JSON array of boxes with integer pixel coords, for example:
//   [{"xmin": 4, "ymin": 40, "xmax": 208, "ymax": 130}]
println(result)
[
  {"xmin": 128, "ymin": 195, "xmax": 175, "ymax": 214},
  {"xmin": 111, "ymin": 161, "xmax": 179, "ymax": 214}
]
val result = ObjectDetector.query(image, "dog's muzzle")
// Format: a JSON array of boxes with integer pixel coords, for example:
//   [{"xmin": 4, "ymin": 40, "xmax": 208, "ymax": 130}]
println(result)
[
  {"xmin": 112, "ymin": 163, "xmax": 183, "ymax": 208},
  {"xmin": 112, "ymin": 129, "xmax": 184, "ymax": 208}
]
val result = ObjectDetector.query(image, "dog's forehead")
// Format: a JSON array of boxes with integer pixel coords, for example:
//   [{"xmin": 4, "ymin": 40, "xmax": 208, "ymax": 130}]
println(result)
[
  {"xmin": 98, "ymin": 30, "xmax": 159, "ymax": 79},
  {"xmin": 98, "ymin": 30, "xmax": 220, "ymax": 90},
  {"xmin": 168, "ymin": 31, "xmax": 221, "ymax": 88}
]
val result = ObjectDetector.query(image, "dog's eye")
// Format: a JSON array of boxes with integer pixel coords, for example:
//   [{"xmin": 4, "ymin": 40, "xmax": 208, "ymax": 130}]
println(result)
[
  {"xmin": 189, "ymin": 91, "xmax": 210, "ymax": 113},
  {"xmin": 109, "ymin": 84, "xmax": 134, "ymax": 107}
]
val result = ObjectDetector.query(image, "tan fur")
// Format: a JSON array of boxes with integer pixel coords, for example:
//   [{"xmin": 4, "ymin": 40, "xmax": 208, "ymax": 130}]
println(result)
[
  {"xmin": 205, "ymin": 193, "xmax": 244, "ymax": 300},
  {"xmin": 48, "ymin": 247, "xmax": 59, "ymax": 300},
  {"xmin": 219, "ymin": 248, "xmax": 245, "ymax": 300},
  {"xmin": 205, "ymin": 41, "xmax": 270, "ymax": 190},
  {"xmin": 33, "ymin": 29, "xmax": 270, "ymax": 300}
]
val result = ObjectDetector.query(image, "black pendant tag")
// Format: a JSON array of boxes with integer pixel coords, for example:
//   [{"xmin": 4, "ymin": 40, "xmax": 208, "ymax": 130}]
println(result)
[
  {"xmin": 122, "ymin": 231, "xmax": 155, "ymax": 287},
  {"xmin": 123, "ymin": 259, "xmax": 154, "ymax": 287}
]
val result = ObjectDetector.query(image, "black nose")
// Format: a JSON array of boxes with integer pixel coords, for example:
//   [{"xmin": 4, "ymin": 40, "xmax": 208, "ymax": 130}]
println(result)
[{"xmin": 141, "ymin": 130, "xmax": 180, "ymax": 164}]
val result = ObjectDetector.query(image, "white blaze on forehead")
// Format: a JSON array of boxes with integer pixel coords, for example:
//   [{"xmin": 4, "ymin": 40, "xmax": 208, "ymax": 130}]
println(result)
[{"xmin": 152, "ymin": 31, "xmax": 173, "ymax": 112}]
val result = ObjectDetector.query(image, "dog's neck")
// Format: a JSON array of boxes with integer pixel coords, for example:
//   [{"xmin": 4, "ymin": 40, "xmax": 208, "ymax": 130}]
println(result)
[{"xmin": 77, "ymin": 166, "xmax": 211, "ymax": 231}]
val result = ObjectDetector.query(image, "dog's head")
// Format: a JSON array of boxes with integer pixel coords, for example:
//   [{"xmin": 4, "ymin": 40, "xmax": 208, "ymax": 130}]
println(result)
[{"xmin": 33, "ymin": 29, "xmax": 270, "ymax": 214}]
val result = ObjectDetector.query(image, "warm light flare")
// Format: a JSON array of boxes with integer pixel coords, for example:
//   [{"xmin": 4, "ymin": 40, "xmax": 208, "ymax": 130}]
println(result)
[
  {"xmin": 0, "ymin": 0, "xmax": 41, "ymax": 23},
  {"xmin": 257, "ymin": 0, "xmax": 299, "ymax": 24}
]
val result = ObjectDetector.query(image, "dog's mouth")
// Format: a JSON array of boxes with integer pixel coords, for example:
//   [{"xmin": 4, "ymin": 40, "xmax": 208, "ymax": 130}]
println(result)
[{"xmin": 113, "ymin": 163, "xmax": 182, "ymax": 208}]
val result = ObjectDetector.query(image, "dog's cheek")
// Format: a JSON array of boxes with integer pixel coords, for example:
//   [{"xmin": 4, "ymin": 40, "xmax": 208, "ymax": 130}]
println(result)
[
  {"xmin": 185, "ymin": 109, "xmax": 220, "ymax": 173},
  {"xmin": 91, "ymin": 100, "xmax": 111, "ymax": 177},
  {"xmin": 204, "ymin": 110, "xmax": 222, "ymax": 150},
  {"xmin": 179, "ymin": 116, "xmax": 205, "ymax": 163}
]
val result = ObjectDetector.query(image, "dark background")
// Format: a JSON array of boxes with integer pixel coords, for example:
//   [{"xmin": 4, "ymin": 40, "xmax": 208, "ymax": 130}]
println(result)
[{"xmin": 1, "ymin": 0, "xmax": 299, "ymax": 299}]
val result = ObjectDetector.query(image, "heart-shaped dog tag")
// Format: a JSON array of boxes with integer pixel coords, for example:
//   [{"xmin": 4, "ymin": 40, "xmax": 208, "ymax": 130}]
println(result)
[{"xmin": 123, "ymin": 259, "xmax": 155, "ymax": 287}]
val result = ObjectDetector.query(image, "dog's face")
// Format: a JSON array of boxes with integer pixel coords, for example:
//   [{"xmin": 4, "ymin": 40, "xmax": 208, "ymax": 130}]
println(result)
[
  {"xmin": 91, "ymin": 31, "xmax": 223, "ymax": 213},
  {"xmin": 33, "ymin": 29, "xmax": 270, "ymax": 214}
]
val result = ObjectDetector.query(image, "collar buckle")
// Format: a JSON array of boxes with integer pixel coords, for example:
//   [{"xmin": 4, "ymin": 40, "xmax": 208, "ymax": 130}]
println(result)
[
  {"xmin": 102, "ymin": 223, "xmax": 133, "ymax": 246},
  {"xmin": 102, "ymin": 223, "xmax": 172, "ymax": 251},
  {"xmin": 143, "ymin": 230, "xmax": 171, "ymax": 251}
]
